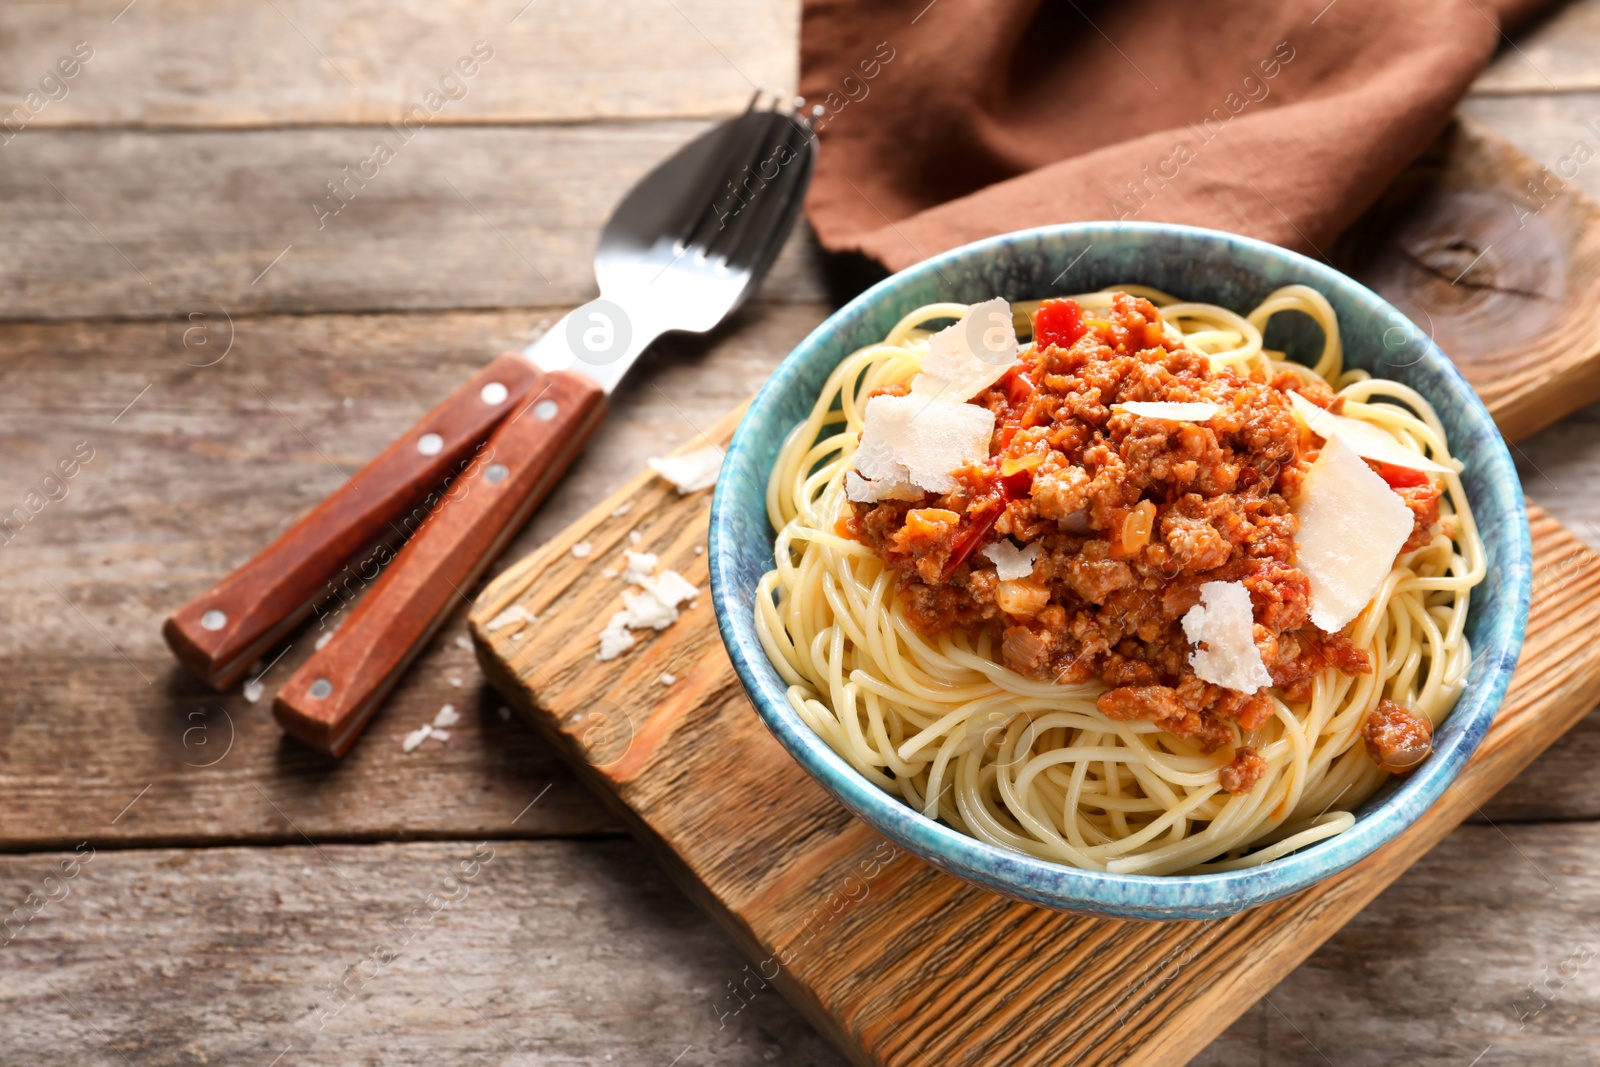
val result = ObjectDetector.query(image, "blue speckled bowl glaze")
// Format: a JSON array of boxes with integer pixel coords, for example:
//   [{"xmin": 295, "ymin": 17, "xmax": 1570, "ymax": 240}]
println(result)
[{"xmin": 709, "ymin": 222, "xmax": 1531, "ymax": 921}]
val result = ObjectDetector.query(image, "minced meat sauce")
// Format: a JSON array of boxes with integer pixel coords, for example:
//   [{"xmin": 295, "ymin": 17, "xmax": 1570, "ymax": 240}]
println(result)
[{"xmin": 839, "ymin": 293, "xmax": 1442, "ymax": 784}]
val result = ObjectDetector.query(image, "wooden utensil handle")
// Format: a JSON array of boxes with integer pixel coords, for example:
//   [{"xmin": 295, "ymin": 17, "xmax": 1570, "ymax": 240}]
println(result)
[
  {"xmin": 273, "ymin": 370, "xmax": 607, "ymax": 756},
  {"xmin": 163, "ymin": 353, "xmax": 543, "ymax": 690}
]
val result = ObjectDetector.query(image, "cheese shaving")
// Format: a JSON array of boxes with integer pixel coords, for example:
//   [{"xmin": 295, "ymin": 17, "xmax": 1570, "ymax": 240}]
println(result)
[
  {"xmin": 1289, "ymin": 392, "xmax": 1454, "ymax": 474},
  {"xmin": 1182, "ymin": 581, "xmax": 1273, "ymax": 693},
  {"xmin": 648, "ymin": 445, "xmax": 724, "ymax": 493},
  {"xmin": 846, "ymin": 393, "xmax": 996, "ymax": 502},
  {"xmin": 571, "ymin": 541, "xmax": 593, "ymax": 558},
  {"xmin": 981, "ymin": 539, "xmax": 1042, "ymax": 580},
  {"xmin": 402, "ymin": 724, "xmax": 432, "ymax": 753},
  {"xmin": 1112, "ymin": 400, "xmax": 1220, "ymax": 422},
  {"xmin": 486, "ymin": 604, "xmax": 533, "ymax": 634},
  {"xmin": 433, "ymin": 704, "xmax": 460, "ymax": 729},
  {"xmin": 1293, "ymin": 435, "xmax": 1414, "ymax": 632},
  {"xmin": 910, "ymin": 297, "xmax": 1019, "ymax": 401},
  {"xmin": 595, "ymin": 554, "xmax": 701, "ymax": 661}
]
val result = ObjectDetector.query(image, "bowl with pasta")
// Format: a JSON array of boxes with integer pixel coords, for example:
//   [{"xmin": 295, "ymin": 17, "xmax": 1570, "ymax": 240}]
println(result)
[{"xmin": 709, "ymin": 222, "xmax": 1530, "ymax": 920}]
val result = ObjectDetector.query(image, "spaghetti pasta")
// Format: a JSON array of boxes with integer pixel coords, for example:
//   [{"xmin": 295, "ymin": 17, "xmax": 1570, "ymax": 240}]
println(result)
[{"xmin": 754, "ymin": 286, "xmax": 1485, "ymax": 875}]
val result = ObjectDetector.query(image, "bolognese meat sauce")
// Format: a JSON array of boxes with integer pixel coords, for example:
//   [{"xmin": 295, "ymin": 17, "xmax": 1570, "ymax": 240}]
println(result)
[{"xmin": 840, "ymin": 293, "xmax": 1440, "ymax": 772}]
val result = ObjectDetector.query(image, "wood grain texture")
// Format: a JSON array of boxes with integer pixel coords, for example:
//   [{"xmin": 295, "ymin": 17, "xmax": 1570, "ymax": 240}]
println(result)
[
  {"xmin": 1336, "ymin": 118, "xmax": 1600, "ymax": 442},
  {"xmin": 468, "ymin": 411, "xmax": 1600, "ymax": 1066},
  {"xmin": 0, "ymin": 302, "xmax": 823, "ymax": 848},
  {"xmin": 1471, "ymin": 0, "xmax": 1600, "ymax": 94},
  {"xmin": 0, "ymin": 839, "xmax": 846, "ymax": 1066},
  {"xmin": 0, "ymin": 0, "xmax": 796, "ymax": 127},
  {"xmin": 0, "ymin": 125, "xmax": 827, "ymax": 321},
  {"xmin": 1, "ymin": 827, "xmax": 1596, "ymax": 1066}
]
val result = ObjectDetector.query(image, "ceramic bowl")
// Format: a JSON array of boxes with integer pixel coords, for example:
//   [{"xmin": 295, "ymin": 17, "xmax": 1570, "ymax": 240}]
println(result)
[{"xmin": 708, "ymin": 222, "xmax": 1531, "ymax": 920}]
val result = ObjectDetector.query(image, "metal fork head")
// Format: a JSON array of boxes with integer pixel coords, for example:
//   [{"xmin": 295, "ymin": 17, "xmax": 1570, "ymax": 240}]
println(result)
[{"xmin": 594, "ymin": 91, "xmax": 816, "ymax": 336}]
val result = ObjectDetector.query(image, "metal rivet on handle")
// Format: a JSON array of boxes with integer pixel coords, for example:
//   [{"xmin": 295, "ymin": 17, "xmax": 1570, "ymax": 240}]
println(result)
[
  {"xmin": 533, "ymin": 399, "xmax": 559, "ymax": 421},
  {"xmin": 485, "ymin": 463, "xmax": 509, "ymax": 485},
  {"xmin": 200, "ymin": 609, "xmax": 227, "ymax": 631},
  {"xmin": 309, "ymin": 678, "xmax": 333, "ymax": 699},
  {"xmin": 417, "ymin": 432, "xmax": 443, "ymax": 456},
  {"xmin": 480, "ymin": 382, "xmax": 509, "ymax": 405}
]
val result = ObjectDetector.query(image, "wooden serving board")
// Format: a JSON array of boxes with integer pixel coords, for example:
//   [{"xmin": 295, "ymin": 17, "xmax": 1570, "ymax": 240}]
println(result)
[{"xmin": 468, "ymin": 124, "xmax": 1600, "ymax": 1067}]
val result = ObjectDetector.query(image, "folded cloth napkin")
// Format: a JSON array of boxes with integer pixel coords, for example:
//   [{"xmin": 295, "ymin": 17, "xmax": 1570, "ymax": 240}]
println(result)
[{"xmin": 799, "ymin": 0, "xmax": 1547, "ymax": 270}]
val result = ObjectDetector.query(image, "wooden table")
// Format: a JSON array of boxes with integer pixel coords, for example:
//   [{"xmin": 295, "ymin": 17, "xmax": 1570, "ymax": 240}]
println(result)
[{"xmin": 1, "ymin": 3, "xmax": 1597, "ymax": 1063}]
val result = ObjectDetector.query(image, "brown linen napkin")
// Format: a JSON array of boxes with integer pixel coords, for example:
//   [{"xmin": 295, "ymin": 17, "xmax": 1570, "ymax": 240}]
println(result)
[{"xmin": 799, "ymin": 0, "xmax": 1548, "ymax": 271}]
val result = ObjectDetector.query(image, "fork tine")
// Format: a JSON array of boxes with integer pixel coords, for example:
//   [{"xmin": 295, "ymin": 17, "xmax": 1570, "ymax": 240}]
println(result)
[
  {"xmin": 680, "ymin": 106, "xmax": 793, "ymax": 253},
  {"xmin": 710, "ymin": 111, "xmax": 814, "ymax": 267}
]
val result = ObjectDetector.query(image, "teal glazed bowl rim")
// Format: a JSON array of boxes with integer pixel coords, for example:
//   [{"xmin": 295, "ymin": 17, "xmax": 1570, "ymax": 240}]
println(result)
[{"xmin": 708, "ymin": 222, "xmax": 1531, "ymax": 921}]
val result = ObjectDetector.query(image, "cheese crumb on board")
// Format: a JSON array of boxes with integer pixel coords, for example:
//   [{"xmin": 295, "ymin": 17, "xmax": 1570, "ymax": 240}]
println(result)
[
  {"xmin": 1288, "ymin": 392, "xmax": 1454, "ymax": 474},
  {"xmin": 846, "ymin": 393, "xmax": 995, "ymax": 502},
  {"xmin": 628, "ymin": 530, "xmax": 642, "ymax": 545},
  {"xmin": 611, "ymin": 501, "xmax": 634, "ymax": 517},
  {"xmin": 595, "ymin": 556, "xmax": 701, "ymax": 661},
  {"xmin": 453, "ymin": 633, "xmax": 471, "ymax": 651},
  {"xmin": 402, "ymin": 724, "xmax": 432, "ymax": 753},
  {"xmin": 981, "ymin": 539, "xmax": 1041, "ymax": 580},
  {"xmin": 1293, "ymin": 435, "xmax": 1414, "ymax": 632},
  {"xmin": 1182, "ymin": 580, "xmax": 1273, "ymax": 693},
  {"xmin": 486, "ymin": 604, "xmax": 533, "ymax": 634},
  {"xmin": 660, "ymin": 672, "xmax": 677, "ymax": 686},
  {"xmin": 648, "ymin": 446, "xmax": 725, "ymax": 493},
  {"xmin": 1112, "ymin": 400, "xmax": 1220, "ymax": 422},
  {"xmin": 571, "ymin": 541, "xmax": 593, "ymax": 559},
  {"xmin": 430, "ymin": 729, "xmax": 450, "ymax": 743},
  {"xmin": 433, "ymin": 704, "xmax": 460, "ymax": 728}
]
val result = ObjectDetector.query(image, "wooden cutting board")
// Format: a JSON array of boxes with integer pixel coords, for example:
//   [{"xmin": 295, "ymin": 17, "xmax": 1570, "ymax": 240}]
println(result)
[{"xmin": 468, "ymin": 121, "xmax": 1600, "ymax": 1067}]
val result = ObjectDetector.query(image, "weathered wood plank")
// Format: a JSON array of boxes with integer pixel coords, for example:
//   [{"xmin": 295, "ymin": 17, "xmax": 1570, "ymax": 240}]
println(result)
[
  {"xmin": 1199, "ymin": 822, "xmax": 1600, "ymax": 1067},
  {"xmin": 0, "ymin": 302, "xmax": 825, "ymax": 848},
  {"xmin": 0, "ymin": 124, "xmax": 827, "ymax": 321},
  {"xmin": 469, "ymin": 390, "xmax": 1600, "ymax": 1067},
  {"xmin": 1471, "ymin": 0, "xmax": 1600, "ymax": 95},
  {"xmin": 0, "ymin": 839, "xmax": 847, "ymax": 1066},
  {"xmin": 0, "ymin": 0, "xmax": 796, "ymax": 127},
  {"xmin": 0, "ymin": 826, "xmax": 1594, "ymax": 1067}
]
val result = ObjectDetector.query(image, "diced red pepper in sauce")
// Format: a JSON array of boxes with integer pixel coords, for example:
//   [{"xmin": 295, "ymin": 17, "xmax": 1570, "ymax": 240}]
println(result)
[
  {"xmin": 1032, "ymin": 298, "xmax": 1088, "ymax": 350},
  {"xmin": 1374, "ymin": 461, "xmax": 1432, "ymax": 489}
]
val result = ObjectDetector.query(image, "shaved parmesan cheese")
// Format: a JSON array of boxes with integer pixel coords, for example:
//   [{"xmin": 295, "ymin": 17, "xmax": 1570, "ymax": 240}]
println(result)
[
  {"xmin": 911, "ymin": 297, "xmax": 1019, "ymax": 401},
  {"xmin": 1182, "ymin": 581, "xmax": 1273, "ymax": 693},
  {"xmin": 571, "ymin": 541, "xmax": 592, "ymax": 558},
  {"xmin": 243, "ymin": 679, "xmax": 264, "ymax": 704},
  {"xmin": 1293, "ymin": 435, "xmax": 1414, "ymax": 632},
  {"xmin": 1113, "ymin": 401, "xmax": 1220, "ymax": 422},
  {"xmin": 981, "ymin": 539, "xmax": 1042, "ymax": 580},
  {"xmin": 430, "ymin": 729, "xmax": 450, "ymax": 743},
  {"xmin": 595, "ymin": 556, "xmax": 701, "ymax": 661},
  {"xmin": 622, "ymin": 551, "xmax": 657, "ymax": 584},
  {"xmin": 648, "ymin": 445, "xmax": 724, "ymax": 493},
  {"xmin": 1289, "ymin": 392, "xmax": 1454, "ymax": 474},
  {"xmin": 433, "ymin": 704, "xmax": 460, "ymax": 729},
  {"xmin": 660, "ymin": 672, "xmax": 677, "ymax": 686},
  {"xmin": 597, "ymin": 613, "xmax": 636, "ymax": 660},
  {"xmin": 847, "ymin": 393, "xmax": 996, "ymax": 502},
  {"xmin": 402, "ymin": 724, "xmax": 432, "ymax": 753},
  {"xmin": 486, "ymin": 604, "xmax": 533, "ymax": 634}
]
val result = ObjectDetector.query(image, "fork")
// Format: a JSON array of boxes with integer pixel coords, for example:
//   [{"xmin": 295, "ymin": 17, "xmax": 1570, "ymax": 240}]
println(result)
[{"xmin": 238, "ymin": 94, "xmax": 818, "ymax": 755}]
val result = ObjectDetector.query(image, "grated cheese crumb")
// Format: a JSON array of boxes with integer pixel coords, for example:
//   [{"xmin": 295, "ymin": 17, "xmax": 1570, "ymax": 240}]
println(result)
[
  {"xmin": 693, "ymin": 544, "xmax": 704, "ymax": 555},
  {"xmin": 596, "ymin": 613, "xmax": 636, "ymax": 661},
  {"xmin": 486, "ymin": 604, "xmax": 534, "ymax": 634},
  {"xmin": 243, "ymin": 679, "xmax": 264, "ymax": 704},
  {"xmin": 648, "ymin": 446, "xmax": 725, "ymax": 493},
  {"xmin": 402, "ymin": 724, "xmax": 432, "ymax": 753},
  {"xmin": 660, "ymin": 672, "xmax": 677, "ymax": 686},
  {"xmin": 611, "ymin": 501, "xmax": 634, "ymax": 517},
  {"xmin": 628, "ymin": 530, "xmax": 642, "ymax": 545},
  {"xmin": 453, "ymin": 633, "xmax": 471, "ymax": 651},
  {"xmin": 622, "ymin": 551, "xmax": 657, "ymax": 584},
  {"xmin": 1182, "ymin": 581, "xmax": 1273, "ymax": 693},
  {"xmin": 600, "ymin": 568, "xmax": 618, "ymax": 579},
  {"xmin": 1113, "ymin": 400, "xmax": 1220, "ymax": 422},
  {"xmin": 981, "ymin": 539, "xmax": 1041, "ymax": 580},
  {"xmin": 433, "ymin": 704, "xmax": 460, "ymax": 728},
  {"xmin": 449, "ymin": 677, "xmax": 462, "ymax": 688},
  {"xmin": 571, "ymin": 541, "xmax": 593, "ymax": 559},
  {"xmin": 430, "ymin": 728, "xmax": 450, "ymax": 743}
]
